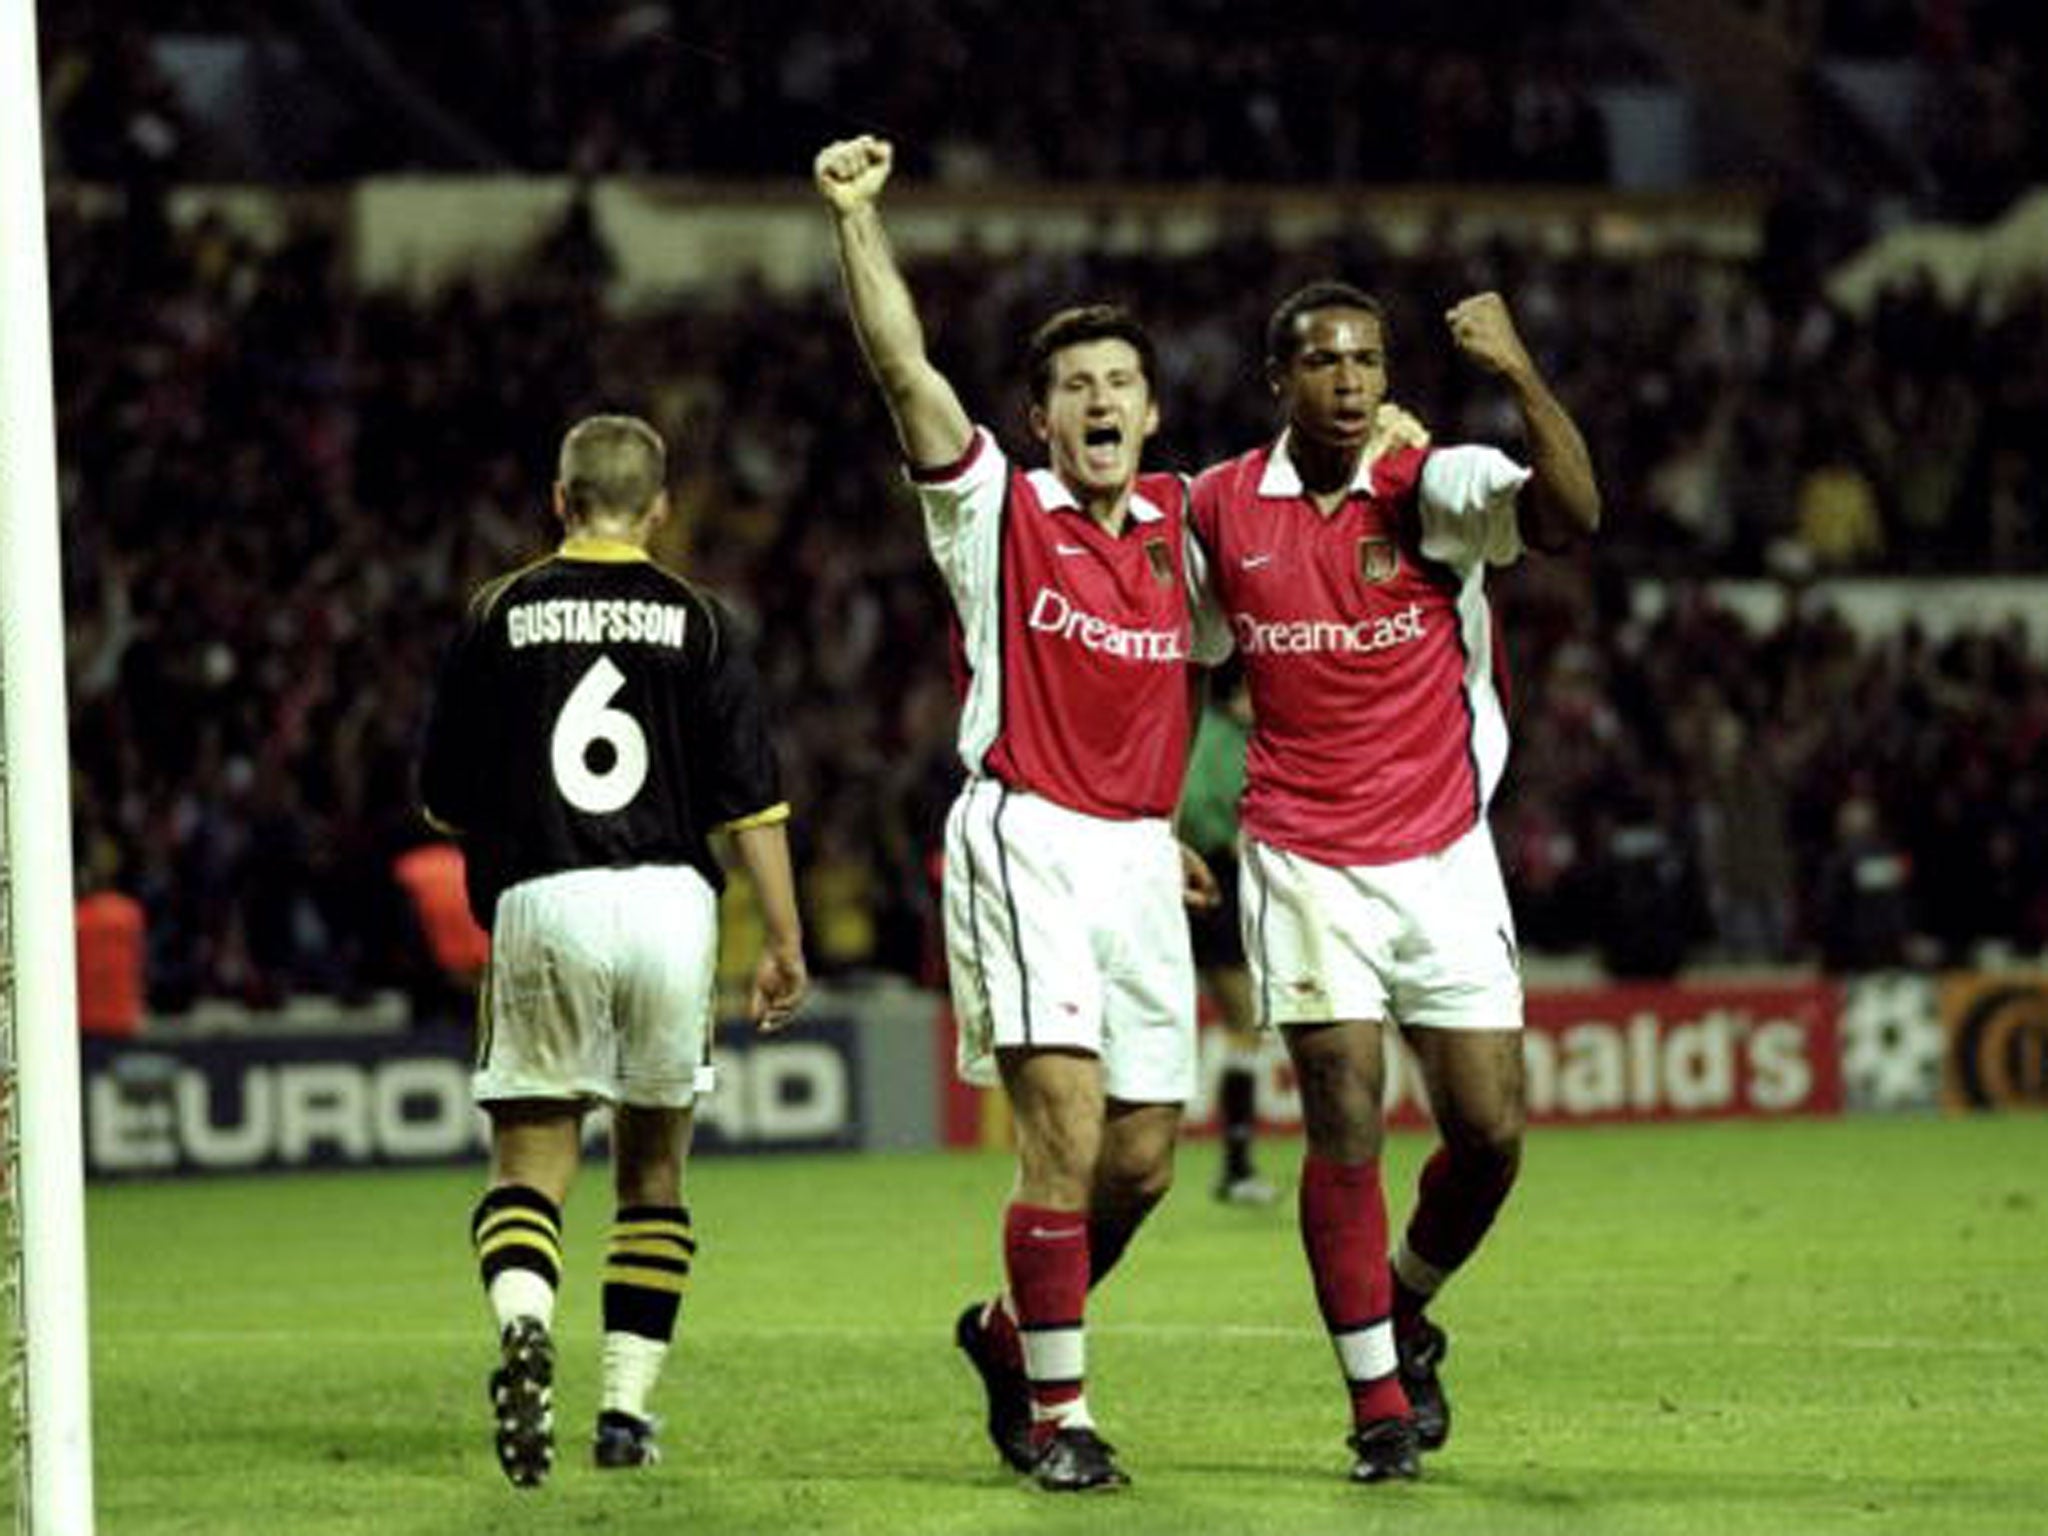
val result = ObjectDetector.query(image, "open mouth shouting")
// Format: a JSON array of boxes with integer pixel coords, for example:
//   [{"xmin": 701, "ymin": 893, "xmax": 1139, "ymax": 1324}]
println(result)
[{"xmin": 1081, "ymin": 422, "xmax": 1124, "ymax": 473}]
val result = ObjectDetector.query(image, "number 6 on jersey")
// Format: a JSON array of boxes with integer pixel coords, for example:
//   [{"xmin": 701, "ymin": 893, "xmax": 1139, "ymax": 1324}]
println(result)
[{"xmin": 551, "ymin": 655, "xmax": 648, "ymax": 814}]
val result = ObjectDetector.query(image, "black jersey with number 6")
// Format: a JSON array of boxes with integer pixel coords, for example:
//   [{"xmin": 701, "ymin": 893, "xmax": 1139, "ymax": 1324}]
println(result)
[{"xmin": 420, "ymin": 539, "xmax": 787, "ymax": 929}]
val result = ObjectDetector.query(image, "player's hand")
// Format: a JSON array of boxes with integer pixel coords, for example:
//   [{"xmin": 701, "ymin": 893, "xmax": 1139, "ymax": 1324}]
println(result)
[
  {"xmin": 814, "ymin": 135, "xmax": 893, "ymax": 213},
  {"xmin": 750, "ymin": 944, "xmax": 809, "ymax": 1033},
  {"xmin": 1446, "ymin": 292, "xmax": 1534, "ymax": 379},
  {"xmin": 1180, "ymin": 843, "xmax": 1222, "ymax": 911},
  {"xmin": 1367, "ymin": 401, "xmax": 1431, "ymax": 456}
]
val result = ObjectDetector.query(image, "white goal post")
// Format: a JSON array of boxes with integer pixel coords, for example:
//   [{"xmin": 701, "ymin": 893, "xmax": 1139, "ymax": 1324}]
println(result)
[{"xmin": 0, "ymin": 1, "xmax": 99, "ymax": 1532}]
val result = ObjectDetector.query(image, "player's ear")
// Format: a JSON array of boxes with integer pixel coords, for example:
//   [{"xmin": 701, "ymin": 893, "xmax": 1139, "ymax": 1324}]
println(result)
[
  {"xmin": 1027, "ymin": 402, "xmax": 1050, "ymax": 445},
  {"xmin": 1141, "ymin": 396, "xmax": 1160, "ymax": 440},
  {"xmin": 551, "ymin": 482, "xmax": 570, "ymax": 527},
  {"xmin": 647, "ymin": 490, "xmax": 672, "ymax": 532}
]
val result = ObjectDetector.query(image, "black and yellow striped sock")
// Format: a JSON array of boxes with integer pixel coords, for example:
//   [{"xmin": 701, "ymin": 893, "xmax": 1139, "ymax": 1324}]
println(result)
[
  {"xmin": 472, "ymin": 1185, "xmax": 564, "ymax": 1301},
  {"xmin": 603, "ymin": 1205, "xmax": 694, "ymax": 1341}
]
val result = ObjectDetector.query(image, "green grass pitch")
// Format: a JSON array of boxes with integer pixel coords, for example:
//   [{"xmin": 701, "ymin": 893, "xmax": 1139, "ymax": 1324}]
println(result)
[{"xmin": 44, "ymin": 1114, "xmax": 2048, "ymax": 1534}]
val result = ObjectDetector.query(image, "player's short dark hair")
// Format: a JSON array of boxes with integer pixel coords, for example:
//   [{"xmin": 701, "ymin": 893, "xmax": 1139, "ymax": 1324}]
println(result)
[
  {"xmin": 1265, "ymin": 281, "xmax": 1386, "ymax": 368},
  {"xmin": 557, "ymin": 414, "xmax": 666, "ymax": 520},
  {"xmin": 1025, "ymin": 305, "xmax": 1156, "ymax": 405}
]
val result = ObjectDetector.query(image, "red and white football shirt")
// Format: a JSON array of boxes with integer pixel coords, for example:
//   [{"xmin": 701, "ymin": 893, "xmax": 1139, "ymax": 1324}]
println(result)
[
  {"xmin": 1190, "ymin": 433, "xmax": 1529, "ymax": 865},
  {"xmin": 911, "ymin": 427, "xmax": 1193, "ymax": 820}
]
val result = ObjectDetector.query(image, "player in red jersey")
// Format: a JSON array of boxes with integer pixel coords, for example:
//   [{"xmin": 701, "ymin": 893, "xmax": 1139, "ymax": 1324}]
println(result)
[
  {"xmin": 816, "ymin": 135, "xmax": 1214, "ymax": 1494},
  {"xmin": 1190, "ymin": 281, "xmax": 1601, "ymax": 1483}
]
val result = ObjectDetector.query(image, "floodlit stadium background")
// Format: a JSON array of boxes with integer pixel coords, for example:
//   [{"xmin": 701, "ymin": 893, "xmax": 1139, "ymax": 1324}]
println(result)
[{"xmin": 45, "ymin": 2, "xmax": 2047, "ymax": 1151}]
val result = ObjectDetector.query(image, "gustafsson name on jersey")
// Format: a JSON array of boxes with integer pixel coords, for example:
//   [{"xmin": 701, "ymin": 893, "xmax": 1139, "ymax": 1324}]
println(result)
[
  {"xmin": 1232, "ymin": 602, "xmax": 1425, "ymax": 656},
  {"xmin": 1027, "ymin": 588, "xmax": 1186, "ymax": 661},
  {"xmin": 506, "ymin": 598, "xmax": 690, "ymax": 649}
]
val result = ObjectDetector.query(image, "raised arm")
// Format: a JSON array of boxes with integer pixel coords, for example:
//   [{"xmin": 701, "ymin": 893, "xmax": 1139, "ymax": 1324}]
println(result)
[
  {"xmin": 814, "ymin": 135, "xmax": 973, "ymax": 470},
  {"xmin": 1446, "ymin": 292, "xmax": 1603, "ymax": 551}
]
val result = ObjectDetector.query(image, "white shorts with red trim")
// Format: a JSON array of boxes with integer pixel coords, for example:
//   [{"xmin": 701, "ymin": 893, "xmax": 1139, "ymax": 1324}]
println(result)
[
  {"xmin": 1240, "ymin": 821, "xmax": 1523, "ymax": 1031},
  {"xmin": 476, "ymin": 864, "xmax": 718, "ymax": 1108},
  {"xmin": 944, "ymin": 780, "xmax": 1197, "ymax": 1103}
]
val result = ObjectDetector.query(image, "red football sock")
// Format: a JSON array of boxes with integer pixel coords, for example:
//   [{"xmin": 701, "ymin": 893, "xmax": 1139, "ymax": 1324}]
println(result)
[
  {"xmin": 1300, "ymin": 1155, "xmax": 1410, "ymax": 1425},
  {"xmin": 978, "ymin": 1186, "xmax": 1160, "ymax": 1375},
  {"xmin": 1004, "ymin": 1202, "xmax": 1091, "ymax": 1442}
]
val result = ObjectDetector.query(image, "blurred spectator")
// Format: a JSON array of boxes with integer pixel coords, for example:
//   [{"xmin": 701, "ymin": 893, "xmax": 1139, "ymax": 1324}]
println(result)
[
  {"xmin": 76, "ymin": 885, "xmax": 146, "ymax": 1038},
  {"xmin": 1815, "ymin": 790, "xmax": 1914, "ymax": 970},
  {"xmin": 1794, "ymin": 446, "xmax": 1886, "ymax": 568},
  {"xmin": 1587, "ymin": 780, "xmax": 1705, "ymax": 979},
  {"xmin": 42, "ymin": 13, "xmax": 195, "ymax": 184},
  {"xmin": 801, "ymin": 817, "xmax": 883, "ymax": 976},
  {"xmin": 1689, "ymin": 704, "xmax": 1798, "ymax": 963},
  {"xmin": 391, "ymin": 839, "xmax": 490, "ymax": 1025}
]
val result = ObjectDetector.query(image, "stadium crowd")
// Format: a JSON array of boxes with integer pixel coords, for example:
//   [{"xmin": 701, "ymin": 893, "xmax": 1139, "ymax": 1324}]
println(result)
[
  {"xmin": 35, "ymin": 0, "xmax": 2048, "ymax": 1014},
  {"xmin": 48, "ymin": 170, "xmax": 2048, "ymax": 1017},
  {"xmin": 38, "ymin": 0, "xmax": 2047, "ymax": 214},
  {"xmin": 37, "ymin": 0, "xmax": 1613, "ymax": 185}
]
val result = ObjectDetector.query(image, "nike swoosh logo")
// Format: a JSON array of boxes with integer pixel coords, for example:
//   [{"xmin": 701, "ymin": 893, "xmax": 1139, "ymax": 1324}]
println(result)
[
  {"xmin": 1027, "ymin": 1226, "xmax": 1087, "ymax": 1241},
  {"xmin": 1054, "ymin": 543, "xmax": 1088, "ymax": 556},
  {"xmin": 1242, "ymin": 553, "xmax": 1275, "ymax": 568}
]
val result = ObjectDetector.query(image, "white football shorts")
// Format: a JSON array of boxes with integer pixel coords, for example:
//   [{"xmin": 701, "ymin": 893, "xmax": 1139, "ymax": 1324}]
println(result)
[
  {"xmin": 1240, "ymin": 820, "xmax": 1523, "ymax": 1032},
  {"xmin": 945, "ymin": 779, "xmax": 1197, "ymax": 1104},
  {"xmin": 476, "ymin": 863, "xmax": 719, "ymax": 1108}
]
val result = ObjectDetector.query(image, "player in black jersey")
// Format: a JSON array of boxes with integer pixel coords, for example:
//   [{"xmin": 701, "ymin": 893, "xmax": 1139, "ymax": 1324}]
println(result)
[{"xmin": 420, "ymin": 413, "xmax": 807, "ymax": 1488}]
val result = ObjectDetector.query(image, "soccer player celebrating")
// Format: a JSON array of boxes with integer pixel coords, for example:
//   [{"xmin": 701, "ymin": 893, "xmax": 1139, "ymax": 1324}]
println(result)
[
  {"xmin": 1189, "ymin": 283, "xmax": 1601, "ymax": 1482},
  {"xmin": 816, "ymin": 134, "xmax": 1211, "ymax": 1493},
  {"xmin": 419, "ymin": 413, "xmax": 808, "ymax": 1488}
]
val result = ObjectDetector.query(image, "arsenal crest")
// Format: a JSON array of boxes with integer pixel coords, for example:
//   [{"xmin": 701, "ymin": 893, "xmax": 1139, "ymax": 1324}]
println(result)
[
  {"xmin": 1143, "ymin": 535, "xmax": 1174, "ymax": 586},
  {"xmin": 1357, "ymin": 536, "xmax": 1399, "ymax": 585}
]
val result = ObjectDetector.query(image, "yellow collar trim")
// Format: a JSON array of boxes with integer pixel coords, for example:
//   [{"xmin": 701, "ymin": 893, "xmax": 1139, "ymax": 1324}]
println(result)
[{"xmin": 558, "ymin": 536, "xmax": 649, "ymax": 563}]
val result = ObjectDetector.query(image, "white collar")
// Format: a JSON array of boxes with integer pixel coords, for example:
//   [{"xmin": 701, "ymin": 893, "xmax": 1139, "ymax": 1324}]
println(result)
[
  {"xmin": 1026, "ymin": 468, "xmax": 1165, "ymax": 524},
  {"xmin": 1256, "ymin": 430, "xmax": 1377, "ymax": 500}
]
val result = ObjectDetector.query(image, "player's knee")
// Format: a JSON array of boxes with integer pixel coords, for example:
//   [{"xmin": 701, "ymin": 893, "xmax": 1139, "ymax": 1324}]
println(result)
[
  {"xmin": 1094, "ymin": 1133, "xmax": 1175, "ymax": 1209},
  {"xmin": 1296, "ymin": 1057, "xmax": 1383, "ymax": 1141},
  {"xmin": 1299, "ymin": 1079, "xmax": 1386, "ymax": 1161},
  {"xmin": 1112, "ymin": 1153, "xmax": 1175, "ymax": 1208},
  {"xmin": 1447, "ymin": 1119, "xmax": 1522, "ymax": 1188},
  {"xmin": 1016, "ymin": 1114, "xmax": 1104, "ymax": 1202}
]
